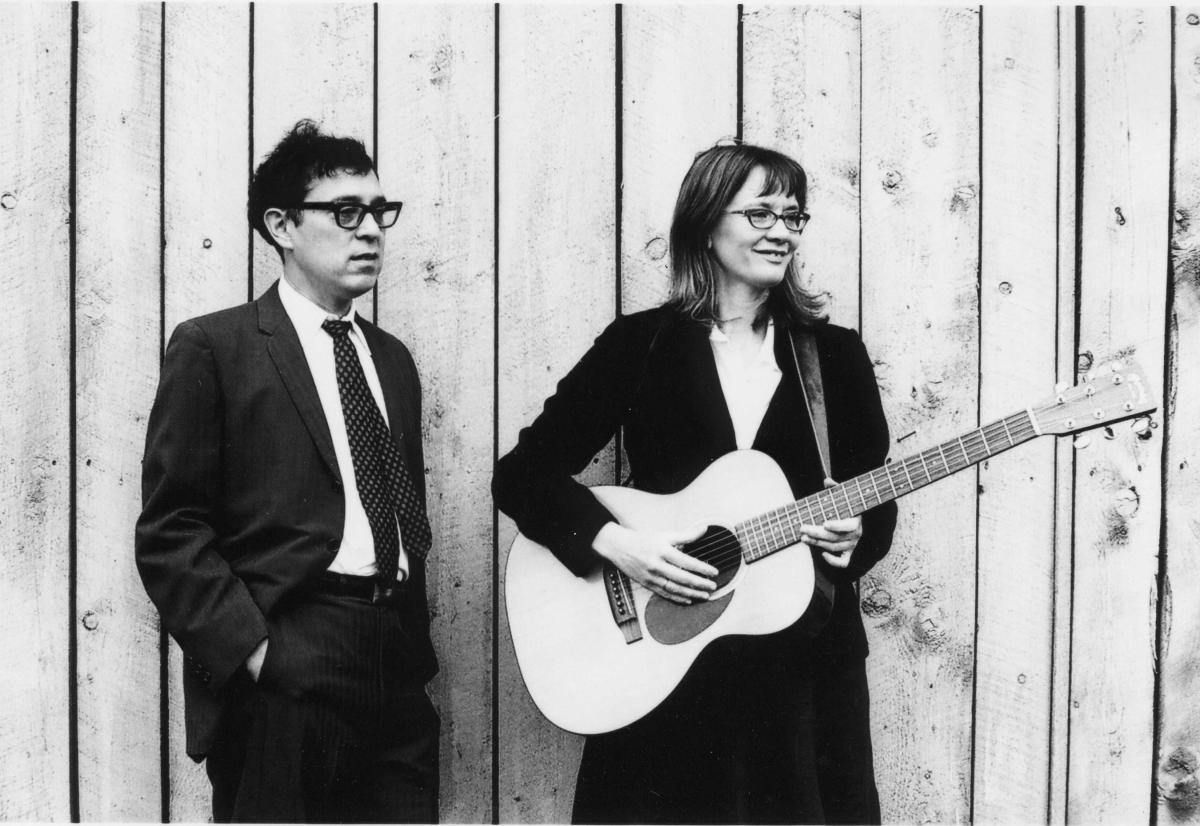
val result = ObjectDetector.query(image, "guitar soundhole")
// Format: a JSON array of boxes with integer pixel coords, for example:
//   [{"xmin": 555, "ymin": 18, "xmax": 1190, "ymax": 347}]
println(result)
[
  {"xmin": 645, "ymin": 525, "xmax": 742, "ymax": 646},
  {"xmin": 680, "ymin": 525, "xmax": 742, "ymax": 589}
]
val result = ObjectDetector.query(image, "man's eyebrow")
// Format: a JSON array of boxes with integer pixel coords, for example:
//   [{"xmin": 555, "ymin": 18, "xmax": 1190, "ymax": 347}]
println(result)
[{"xmin": 329, "ymin": 195, "xmax": 389, "ymax": 205}]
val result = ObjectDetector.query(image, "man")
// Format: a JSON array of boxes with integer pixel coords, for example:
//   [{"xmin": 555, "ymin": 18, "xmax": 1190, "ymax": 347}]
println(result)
[{"xmin": 136, "ymin": 120, "xmax": 439, "ymax": 823}]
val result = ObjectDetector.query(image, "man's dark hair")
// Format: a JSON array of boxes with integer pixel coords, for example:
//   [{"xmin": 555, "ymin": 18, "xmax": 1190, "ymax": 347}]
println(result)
[{"xmin": 247, "ymin": 119, "xmax": 376, "ymax": 259}]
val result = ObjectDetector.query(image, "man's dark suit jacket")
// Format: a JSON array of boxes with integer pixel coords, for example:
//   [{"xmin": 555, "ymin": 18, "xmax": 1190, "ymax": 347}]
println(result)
[
  {"xmin": 493, "ymin": 305, "xmax": 898, "ymax": 668},
  {"xmin": 136, "ymin": 281, "xmax": 437, "ymax": 760}
]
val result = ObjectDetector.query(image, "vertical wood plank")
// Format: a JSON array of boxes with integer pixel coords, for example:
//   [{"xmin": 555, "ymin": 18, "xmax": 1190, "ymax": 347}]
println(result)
[
  {"xmin": 1050, "ymin": 8, "xmax": 1079, "ymax": 822},
  {"xmin": 620, "ymin": 5, "xmax": 737, "ymax": 314},
  {"xmin": 1070, "ymin": 7, "xmax": 1170, "ymax": 822},
  {"xmin": 743, "ymin": 5, "xmax": 862, "ymax": 328},
  {"xmin": 496, "ymin": 6, "xmax": 616, "ymax": 822},
  {"xmin": 0, "ymin": 3, "xmax": 72, "ymax": 819},
  {"xmin": 860, "ymin": 8, "xmax": 980, "ymax": 823},
  {"xmin": 75, "ymin": 3, "xmax": 163, "ymax": 819},
  {"xmin": 251, "ymin": 4, "xmax": 374, "ymax": 307},
  {"xmin": 161, "ymin": 3, "xmax": 251, "ymax": 820},
  {"xmin": 975, "ymin": 7, "xmax": 1060, "ymax": 821},
  {"xmin": 376, "ymin": 6, "xmax": 495, "ymax": 823},
  {"xmin": 1159, "ymin": 12, "xmax": 1200, "ymax": 822}
]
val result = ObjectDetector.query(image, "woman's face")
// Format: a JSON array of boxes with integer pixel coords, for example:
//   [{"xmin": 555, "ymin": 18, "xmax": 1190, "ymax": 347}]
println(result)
[{"xmin": 709, "ymin": 166, "xmax": 802, "ymax": 294}]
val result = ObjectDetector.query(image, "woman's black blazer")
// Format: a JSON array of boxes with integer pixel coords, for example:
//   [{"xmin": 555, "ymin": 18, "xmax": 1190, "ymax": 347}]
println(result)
[{"xmin": 493, "ymin": 304, "xmax": 897, "ymax": 665}]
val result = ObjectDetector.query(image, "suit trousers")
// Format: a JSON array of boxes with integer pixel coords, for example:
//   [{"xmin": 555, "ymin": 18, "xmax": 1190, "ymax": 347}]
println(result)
[{"xmin": 205, "ymin": 590, "xmax": 440, "ymax": 823}]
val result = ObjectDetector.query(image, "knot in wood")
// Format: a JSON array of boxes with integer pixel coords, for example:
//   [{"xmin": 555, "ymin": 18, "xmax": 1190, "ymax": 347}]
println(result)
[
  {"xmin": 1160, "ymin": 748, "xmax": 1200, "ymax": 814},
  {"xmin": 860, "ymin": 587, "xmax": 892, "ymax": 617},
  {"xmin": 644, "ymin": 237, "xmax": 668, "ymax": 261}
]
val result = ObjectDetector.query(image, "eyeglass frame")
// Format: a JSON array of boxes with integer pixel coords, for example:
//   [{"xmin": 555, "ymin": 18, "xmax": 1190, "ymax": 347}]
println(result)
[
  {"xmin": 284, "ymin": 200, "xmax": 404, "ymax": 230},
  {"xmin": 724, "ymin": 207, "xmax": 810, "ymax": 233}
]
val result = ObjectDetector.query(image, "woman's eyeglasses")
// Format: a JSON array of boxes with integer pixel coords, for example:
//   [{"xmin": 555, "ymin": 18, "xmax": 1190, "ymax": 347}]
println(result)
[{"xmin": 725, "ymin": 208, "xmax": 810, "ymax": 233}]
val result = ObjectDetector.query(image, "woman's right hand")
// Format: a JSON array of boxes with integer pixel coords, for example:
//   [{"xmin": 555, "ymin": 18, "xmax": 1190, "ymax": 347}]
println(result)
[{"xmin": 592, "ymin": 522, "xmax": 718, "ymax": 604}]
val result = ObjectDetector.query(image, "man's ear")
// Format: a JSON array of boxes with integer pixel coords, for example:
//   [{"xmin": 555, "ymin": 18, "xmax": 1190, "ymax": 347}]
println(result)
[{"xmin": 263, "ymin": 208, "xmax": 294, "ymax": 251}]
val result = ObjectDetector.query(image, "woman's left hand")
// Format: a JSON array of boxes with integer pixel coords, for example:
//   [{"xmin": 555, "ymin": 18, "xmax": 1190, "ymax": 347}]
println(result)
[{"xmin": 800, "ymin": 516, "xmax": 863, "ymax": 569}]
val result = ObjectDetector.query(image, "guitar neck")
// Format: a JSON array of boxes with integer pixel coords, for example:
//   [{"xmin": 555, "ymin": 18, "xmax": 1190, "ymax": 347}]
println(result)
[{"xmin": 738, "ymin": 407, "xmax": 1041, "ymax": 562}]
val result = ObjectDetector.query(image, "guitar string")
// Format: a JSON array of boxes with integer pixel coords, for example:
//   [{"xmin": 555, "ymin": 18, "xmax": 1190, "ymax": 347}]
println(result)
[
  {"xmin": 645, "ymin": 416, "xmax": 1043, "ymax": 575},
  {"xmin": 626, "ymin": 385, "xmax": 1142, "ymax": 589}
]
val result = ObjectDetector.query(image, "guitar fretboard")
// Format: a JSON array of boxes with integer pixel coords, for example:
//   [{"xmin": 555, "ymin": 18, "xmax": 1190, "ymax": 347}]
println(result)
[{"xmin": 736, "ymin": 408, "xmax": 1039, "ymax": 562}]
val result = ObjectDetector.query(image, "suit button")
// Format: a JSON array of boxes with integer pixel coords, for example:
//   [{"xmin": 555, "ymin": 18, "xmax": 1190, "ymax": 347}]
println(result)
[{"xmin": 327, "ymin": 539, "xmax": 341, "ymax": 553}]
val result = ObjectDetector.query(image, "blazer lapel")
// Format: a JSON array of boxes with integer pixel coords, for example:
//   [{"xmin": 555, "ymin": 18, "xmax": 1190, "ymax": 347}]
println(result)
[
  {"xmin": 660, "ymin": 317, "xmax": 737, "ymax": 453},
  {"xmin": 257, "ymin": 283, "xmax": 341, "ymax": 480}
]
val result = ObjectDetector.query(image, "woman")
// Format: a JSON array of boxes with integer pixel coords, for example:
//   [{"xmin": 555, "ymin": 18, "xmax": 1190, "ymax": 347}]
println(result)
[{"xmin": 494, "ymin": 143, "xmax": 897, "ymax": 824}]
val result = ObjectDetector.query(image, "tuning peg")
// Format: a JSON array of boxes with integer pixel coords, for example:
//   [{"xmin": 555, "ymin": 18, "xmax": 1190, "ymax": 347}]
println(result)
[
  {"xmin": 1074, "ymin": 435, "xmax": 1091, "ymax": 449},
  {"xmin": 1131, "ymin": 417, "xmax": 1152, "ymax": 435}
]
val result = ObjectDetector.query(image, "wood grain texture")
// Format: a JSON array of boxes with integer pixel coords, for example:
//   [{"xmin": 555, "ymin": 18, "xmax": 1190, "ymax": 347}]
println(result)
[
  {"xmin": 375, "ymin": 6, "xmax": 495, "ymax": 822},
  {"xmin": 1070, "ymin": 7, "xmax": 1170, "ymax": 823},
  {"xmin": 1157, "ymin": 8, "xmax": 1200, "ymax": 823},
  {"xmin": 250, "ymin": 3, "xmax": 374, "ymax": 312},
  {"xmin": 161, "ymin": 4, "xmax": 251, "ymax": 819},
  {"xmin": 1050, "ymin": 8, "xmax": 1079, "ymax": 823},
  {"xmin": 0, "ymin": 3, "xmax": 72, "ymax": 819},
  {"xmin": 974, "ymin": 8, "xmax": 1060, "ymax": 821},
  {"xmin": 743, "ymin": 5, "xmax": 862, "ymax": 328},
  {"xmin": 496, "ymin": 6, "xmax": 616, "ymax": 822},
  {"xmin": 859, "ymin": 8, "xmax": 980, "ymax": 823},
  {"xmin": 74, "ymin": 3, "xmax": 164, "ymax": 819},
  {"xmin": 620, "ymin": 5, "xmax": 736, "ymax": 314}
]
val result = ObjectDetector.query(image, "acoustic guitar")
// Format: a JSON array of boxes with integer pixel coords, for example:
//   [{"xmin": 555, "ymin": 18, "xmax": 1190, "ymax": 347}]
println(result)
[{"xmin": 504, "ymin": 356, "xmax": 1156, "ymax": 735}]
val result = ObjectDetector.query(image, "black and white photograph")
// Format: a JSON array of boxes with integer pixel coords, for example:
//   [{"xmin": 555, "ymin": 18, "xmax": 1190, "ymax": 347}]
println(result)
[{"xmin": 1, "ymin": 2, "xmax": 1196, "ymax": 824}]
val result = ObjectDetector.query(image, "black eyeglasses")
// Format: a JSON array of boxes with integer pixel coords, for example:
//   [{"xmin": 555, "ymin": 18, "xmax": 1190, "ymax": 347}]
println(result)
[
  {"xmin": 725, "ymin": 208, "xmax": 810, "ymax": 233},
  {"xmin": 288, "ymin": 201, "xmax": 403, "ymax": 230}
]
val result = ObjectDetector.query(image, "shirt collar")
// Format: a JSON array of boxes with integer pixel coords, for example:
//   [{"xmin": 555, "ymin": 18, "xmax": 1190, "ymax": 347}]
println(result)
[
  {"xmin": 709, "ymin": 318, "xmax": 778, "ymax": 368},
  {"xmin": 278, "ymin": 275, "xmax": 363, "ymax": 340}
]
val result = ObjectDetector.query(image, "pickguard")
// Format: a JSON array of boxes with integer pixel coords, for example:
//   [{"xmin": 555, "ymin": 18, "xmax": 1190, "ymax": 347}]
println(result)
[{"xmin": 644, "ymin": 526, "xmax": 741, "ymax": 645}]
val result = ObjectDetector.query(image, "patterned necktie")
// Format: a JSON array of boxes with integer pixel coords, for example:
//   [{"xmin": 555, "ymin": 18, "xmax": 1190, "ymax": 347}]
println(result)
[{"xmin": 322, "ymin": 318, "xmax": 431, "ymax": 581}]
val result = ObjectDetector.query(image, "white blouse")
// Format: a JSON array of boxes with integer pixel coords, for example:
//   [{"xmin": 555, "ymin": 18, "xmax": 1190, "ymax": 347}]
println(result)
[{"xmin": 709, "ymin": 320, "xmax": 782, "ymax": 450}]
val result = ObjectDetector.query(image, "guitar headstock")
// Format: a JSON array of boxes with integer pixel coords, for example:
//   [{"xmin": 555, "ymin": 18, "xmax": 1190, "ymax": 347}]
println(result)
[{"xmin": 1031, "ymin": 357, "xmax": 1157, "ymax": 436}]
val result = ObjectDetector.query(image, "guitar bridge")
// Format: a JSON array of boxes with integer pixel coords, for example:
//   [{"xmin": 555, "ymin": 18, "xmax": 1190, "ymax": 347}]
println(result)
[{"xmin": 604, "ymin": 563, "xmax": 642, "ymax": 644}]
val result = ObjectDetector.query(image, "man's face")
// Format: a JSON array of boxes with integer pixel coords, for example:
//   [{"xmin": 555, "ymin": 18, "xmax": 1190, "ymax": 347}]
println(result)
[{"xmin": 282, "ymin": 170, "xmax": 388, "ymax": 312}]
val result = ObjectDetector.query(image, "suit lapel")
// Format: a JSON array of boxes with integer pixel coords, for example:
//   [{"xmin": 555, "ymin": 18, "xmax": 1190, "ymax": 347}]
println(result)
[{"xmin": 257, "ymin": 283, "xmax": 341, "ymax": 480}]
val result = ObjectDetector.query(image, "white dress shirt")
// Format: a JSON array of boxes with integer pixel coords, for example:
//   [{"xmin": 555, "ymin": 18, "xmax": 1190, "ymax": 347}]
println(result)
[
  {"xmin": 277, "ymin": 276, "xmax": 410, "ymax": 580},
  {"xmin": 709, "ymin": 319, "xmax": 783, "ymax": 450}
]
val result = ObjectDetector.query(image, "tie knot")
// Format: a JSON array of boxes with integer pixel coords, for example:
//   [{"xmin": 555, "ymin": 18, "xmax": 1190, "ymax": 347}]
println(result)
[{"xmin": 322, "ymin": 318, "xmax": 352, "ymax": 340}]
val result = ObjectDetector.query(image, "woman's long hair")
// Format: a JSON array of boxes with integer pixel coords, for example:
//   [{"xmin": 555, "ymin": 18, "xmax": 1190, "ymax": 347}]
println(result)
[{"xmin": 667, "ymin": 143, "xmax": 827, "ymax": 327}]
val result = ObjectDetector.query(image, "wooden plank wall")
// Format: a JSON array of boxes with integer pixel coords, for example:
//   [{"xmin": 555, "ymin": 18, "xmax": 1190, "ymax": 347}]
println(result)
[{"xmin": 3, "ymin": 4, "xmax": 1198, "ymax": 824}]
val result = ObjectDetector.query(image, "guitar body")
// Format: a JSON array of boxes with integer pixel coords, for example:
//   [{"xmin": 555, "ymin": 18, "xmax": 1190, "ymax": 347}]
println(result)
[{"xmin": 504, "ymin": 450, "xmax": 832, "ymax": 736}]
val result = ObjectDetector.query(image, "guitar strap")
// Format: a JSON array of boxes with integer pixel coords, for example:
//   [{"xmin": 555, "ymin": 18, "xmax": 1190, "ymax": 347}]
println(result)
[{"xmin": 788, "ymin": 328, "xmax": 834, "ymax": 485}]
